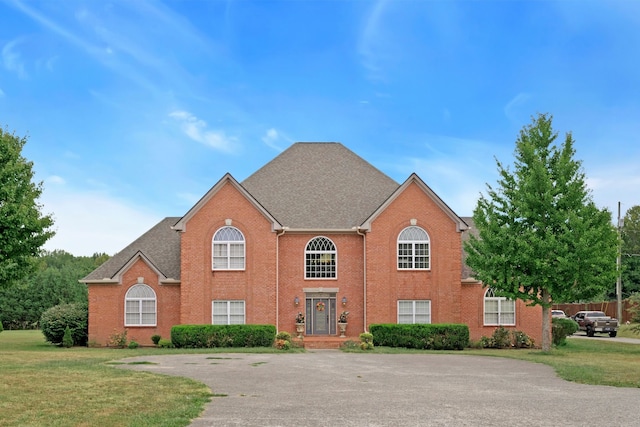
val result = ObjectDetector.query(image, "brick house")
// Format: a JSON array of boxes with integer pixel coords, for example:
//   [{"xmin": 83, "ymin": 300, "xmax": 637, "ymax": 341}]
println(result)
[{"xmin": 81, "ymin": 142, "xmax": 543, "ymax": 347}]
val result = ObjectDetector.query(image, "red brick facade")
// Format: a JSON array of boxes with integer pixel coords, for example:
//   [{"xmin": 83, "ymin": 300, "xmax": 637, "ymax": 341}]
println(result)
[{"xmin": 87, "ymin": 178, "xmax": 543, "ymax": 347}]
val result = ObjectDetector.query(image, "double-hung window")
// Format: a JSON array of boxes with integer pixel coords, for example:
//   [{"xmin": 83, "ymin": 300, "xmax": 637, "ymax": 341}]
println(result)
[
  {"xmin": 305, "ymin": 236, "xmax": 337, "ymax": 279},
  {"xmin": 397, "ymin": 226, "xmax": 430, "ymax": 270},
  {"xmin": 484, "ymin": 288, "xmax": 515, "ymax": 325},
  {"xmin": 125, "ymin": 284, "xmax": 157, "ymax": 326},
  {"xmin": 398, "ymin": 300, "xmax": 431, "ymax": 324},
  {"xmin": 212, "ymin": 226, "xmax": 245, "ymax": 270},
  {"xmin": 212, "ymin": 300, "xmax": 245, "ymax": 325}
]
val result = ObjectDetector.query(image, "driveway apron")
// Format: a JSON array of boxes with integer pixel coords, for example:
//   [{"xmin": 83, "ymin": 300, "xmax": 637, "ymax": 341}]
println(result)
[{"xmin": 118, "ymin": 351, "xmax": 640, "ymax": 427}]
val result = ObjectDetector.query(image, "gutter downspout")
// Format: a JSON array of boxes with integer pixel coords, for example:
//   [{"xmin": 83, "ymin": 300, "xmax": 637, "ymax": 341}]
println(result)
[
  {"xmin": 276, "ymin": 228, "xmax": 286, "ymax": 332},
  {"xmin": 356, "ymin": 227, "xmax": 367, "ymax": 332}
]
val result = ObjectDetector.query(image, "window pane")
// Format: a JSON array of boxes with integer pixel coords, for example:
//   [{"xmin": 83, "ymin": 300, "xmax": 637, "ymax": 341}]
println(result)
[{"xmin": 213, "ymin": 244, "xmax": 227, "ymax": 257}]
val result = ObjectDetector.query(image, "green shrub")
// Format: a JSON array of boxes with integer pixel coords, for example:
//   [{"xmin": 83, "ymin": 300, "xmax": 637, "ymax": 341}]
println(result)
[
  {"xmin": 511, "ymin": 330, "xmax": 534, "ymax": 348},
  {"xmin": 128, "ymin": 341, "xmax": 139, "ymax": 349},
  {"xmin": 170, "ymin": 324, "xmax": 277, "ymax": 348},
  {"xmin": 151, "ymin": 334, "xmax": 162, "ymax": 345},
  {"xmin": 0, "ymin": 320, "xmax": 3, "ymax": 334},
  {"xmin": 62, "ymin": 326, "xmax": 73, "ymax": 348},
  {"xmin": 275, "ymin": 339, "xmax": 290, "ymax": 350},
  {"xmin": 276, "ymin": 331, "xmax": 291, "ymax": 341},
  {"xmin": 158, "ymin": 338, "xmax": 174, "ymax": 348},
  {"xmin": 108, "ymin": 330, "xmax": 128, "ymax": 349},
  {"xmin": 368, "ymin": 323, "xmax": 469, "ymax": 350},
  {"xmin": 40, "ymin": 303, "xmax": 88, "ymax": 346},
  {"xmin": 359, "ymin": 332, "xmax": 374, "ymax": 350},
  {"xmin": 552, "ymin": 317, "xmax": 579, "ymax": 346},
  {"xmin": 491, "ymin": 326, "xmax": 512, "ymax": 348}
]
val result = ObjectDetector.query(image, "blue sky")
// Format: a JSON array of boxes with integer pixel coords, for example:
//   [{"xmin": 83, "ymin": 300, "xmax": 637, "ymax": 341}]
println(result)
[{"xmin": 1, "ymin": 0, "xmax": 638, "ymax": 256}]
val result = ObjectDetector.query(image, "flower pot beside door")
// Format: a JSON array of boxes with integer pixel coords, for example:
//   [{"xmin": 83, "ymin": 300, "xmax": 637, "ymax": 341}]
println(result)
[
  {"xmin": 337, "ymin": 311, "xmax": 349, "ymax": 338},
  {"xmin": 295, "ymin": 312, "xmax": 305, "ymax": 339}
]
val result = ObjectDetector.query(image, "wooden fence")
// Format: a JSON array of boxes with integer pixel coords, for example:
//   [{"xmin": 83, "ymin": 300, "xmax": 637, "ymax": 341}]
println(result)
[{"xmin": 553, "ymin": 300, "xmax": 634, "ymax": 324}]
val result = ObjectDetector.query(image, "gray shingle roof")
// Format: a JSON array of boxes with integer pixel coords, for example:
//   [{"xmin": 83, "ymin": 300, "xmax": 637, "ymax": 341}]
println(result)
[
  {"xmin": 81, "ymin": 217, "xmax": 181, "ymax": 282},
  {"xmin": 241, "ymin": 142, "xmax": 400, "ymax": 229}
]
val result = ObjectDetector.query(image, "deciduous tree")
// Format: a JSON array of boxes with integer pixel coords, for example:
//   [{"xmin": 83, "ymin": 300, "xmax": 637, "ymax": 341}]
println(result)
[
  {"xmin": 0, "ymin": 127, "xmax": 54, "ymax": 288},
  {"xmin": 465, "ymin": 114, "xmax": 618, "ymax": 351}
]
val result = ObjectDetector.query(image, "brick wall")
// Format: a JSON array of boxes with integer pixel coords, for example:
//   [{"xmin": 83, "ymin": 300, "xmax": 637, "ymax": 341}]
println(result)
[
  {"xmin": 365, "ymin": 182, "xmax": 464, "ymax": 325},
  {"xmin": 87, "ymin": 257, "xmax": 180, "ymax": 346},
  {"xmin": 179, "ymin": 181, "xmax": 278, "ymax": 326}
]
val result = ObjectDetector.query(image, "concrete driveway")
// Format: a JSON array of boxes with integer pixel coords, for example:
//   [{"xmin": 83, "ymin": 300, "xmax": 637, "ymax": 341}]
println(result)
[{"xmin": 118, "ymin": 350, "xmax": 640, "ymax": 427}]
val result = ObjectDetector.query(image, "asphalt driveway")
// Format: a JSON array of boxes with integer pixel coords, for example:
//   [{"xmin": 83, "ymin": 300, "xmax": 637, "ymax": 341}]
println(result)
[{"xmin": 118, "ymin": 350, "xmax": 640, "ymax": 427}]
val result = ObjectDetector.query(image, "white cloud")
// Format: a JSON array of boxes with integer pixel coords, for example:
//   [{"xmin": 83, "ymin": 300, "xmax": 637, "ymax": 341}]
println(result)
[
  {"xmin": 2, "ymin": 39, "xmax": 27, "ymax": 79},
  {"xmin": 261, "ymin": 128, "xmax": 285, "ymax": 152},
  {"xmin": 46, "ymin": 175, "xmax": 66, "ymax": 185},
  {"xmin": 40, "ymin": 185, "xmax": 162, "ymax": 256},
  {"xmin": 504, "ymin": 93, "xmax": 531, "ymax": 122},
  {"xmin": 169, "ymin": 110, "xmax": 237, "ymax": 153},
  {"xmin": 358, "ymin": 0, "xmax": 390, "ymax": 83}
]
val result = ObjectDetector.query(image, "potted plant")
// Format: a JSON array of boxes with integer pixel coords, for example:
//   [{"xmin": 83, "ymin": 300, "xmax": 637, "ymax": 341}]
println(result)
[
  {"xmin": 295, "ymin": 312, "xmax": 305, "ymax": 338},
  {"xmin": 337, "ymin": 311, "xmax": 349, "ymax": 337}
]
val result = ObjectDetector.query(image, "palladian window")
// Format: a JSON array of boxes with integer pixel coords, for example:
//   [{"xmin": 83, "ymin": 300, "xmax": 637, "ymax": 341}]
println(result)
[
  {"xmin": 212, "ymin": 226, "xmax": 245, "ymax": 270},
  {"xmin": 305, "ymin": 236, "xmax": 337, "ymax": 279},
  {"xmin": 397, "ymin": 226, "xmax": 430, "ymax": 270}
]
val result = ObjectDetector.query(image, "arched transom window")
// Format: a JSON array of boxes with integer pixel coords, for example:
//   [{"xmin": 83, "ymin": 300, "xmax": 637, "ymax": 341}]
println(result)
[
  {"xmin": 125, "ymin": 284, "xmax": 157, "ymax": 326},
  {"xmin": 305, "ymin": 236, "xmax": 337, "ymax": 279},
  {"xmin": 397, "ymin": 226, "xmax": 430, "ymax": 269},
  {"xmin": 212, "ymin": 226, "xmax": 245, "ymax": 270},
  {"xmin": 484, "ymin": 287, "xmax": 515, "ymax": 326}
]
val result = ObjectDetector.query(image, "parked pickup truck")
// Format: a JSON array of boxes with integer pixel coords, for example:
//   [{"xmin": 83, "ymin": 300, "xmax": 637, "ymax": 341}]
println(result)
[{"xmin": 572, "ymin": 311, "xmax": 618, "ymax": 337}]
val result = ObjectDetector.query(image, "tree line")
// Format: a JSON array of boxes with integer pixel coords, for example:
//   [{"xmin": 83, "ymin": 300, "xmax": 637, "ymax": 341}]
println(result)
[{"xmin": 0, "ymin": 250, "xmax": 108, "ymax": 330}]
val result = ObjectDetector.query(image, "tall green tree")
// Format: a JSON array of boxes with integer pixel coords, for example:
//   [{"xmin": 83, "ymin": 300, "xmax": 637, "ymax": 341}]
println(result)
[
  {"xmin": 465, "ymin": 114, "xmax": 618, "ymax": 351},
  {"xmin": 621, "ymin": 205, "xmax": 640, "ymax": 297},
  {"xmin": 0, "ymin": 127, "xmax": 54, "ymax": 288},
  {"xmin": 0, "ymin": 250, "xmax": 108, "ymax": 329}
]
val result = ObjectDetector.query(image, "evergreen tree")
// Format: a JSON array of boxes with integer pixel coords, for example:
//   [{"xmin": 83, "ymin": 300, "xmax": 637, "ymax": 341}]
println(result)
[{"xmin": 465, "ymin": 114, "xmax": 618, "ymax": 350}]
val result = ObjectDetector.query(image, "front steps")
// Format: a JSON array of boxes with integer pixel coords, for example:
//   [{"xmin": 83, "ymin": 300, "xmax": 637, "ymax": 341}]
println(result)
[{"xmin": 294, "ymin": 336, "xmax": 351, "ymax": 349}]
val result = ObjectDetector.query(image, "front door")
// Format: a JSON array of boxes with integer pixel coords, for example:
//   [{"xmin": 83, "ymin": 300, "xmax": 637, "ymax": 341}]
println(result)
[{"xmin": 306, "ymin": 296, "xmax": 336, "ymax": 335}]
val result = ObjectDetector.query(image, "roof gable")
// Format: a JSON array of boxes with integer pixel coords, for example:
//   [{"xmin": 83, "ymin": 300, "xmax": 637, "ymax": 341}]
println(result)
[
  {"xmin": 82, "ymin": 217, "xmax": 181, "ymax": 283},
  {"xmin": 241, "ymin": 142, "xmax": 399, "ymax": 230},
  {"xmin": 172, "ymin": 173, "xmax": 281, "ymax": 232},
  {"xmin": 361, "ymin": 173, "xmax": 469, "ymax": 232}
]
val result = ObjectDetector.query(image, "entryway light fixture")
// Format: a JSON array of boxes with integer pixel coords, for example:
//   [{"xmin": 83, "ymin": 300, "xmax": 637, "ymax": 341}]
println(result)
[
  {"xmin": 342, "ymin": 296, "xmax": 347, "ymax": 306},
  {"xmin": 294, "ymin": 296, "xmax": 300, "ymax": 306}
]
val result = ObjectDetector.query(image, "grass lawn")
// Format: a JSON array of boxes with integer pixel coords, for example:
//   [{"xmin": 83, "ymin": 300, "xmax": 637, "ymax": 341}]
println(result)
[
  {"xmin": 0, "ymin": 330, "xmax": 285, "ymax": 427},
  {"xmin": 2, "ymin": 329, "xmax": 640, "ymax": 426}
]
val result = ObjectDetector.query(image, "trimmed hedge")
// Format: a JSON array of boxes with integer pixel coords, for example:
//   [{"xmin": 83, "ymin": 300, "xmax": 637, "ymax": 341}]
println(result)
[
  {"xmin": 552, "ymin": 317, "xmax": 579, "ymax": 346},
  {"xmin": 171, "ymin": 324, "xmax": 277, "ymax": 348},
  {"xmin": 369, "ymin": 323, "xmax": 469, "ymax": 350}
]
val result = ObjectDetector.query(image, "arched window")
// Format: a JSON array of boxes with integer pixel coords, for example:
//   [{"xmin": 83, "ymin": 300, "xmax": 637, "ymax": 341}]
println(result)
[
  {"xmin": 212, "ymin": 226, "xmax": 245, "ymax": 270},
  {"xmin": 125, "ymin": 284, "xmax": 156, "ymax": 326},
  {"xmin": 305, "ymin": 236, "xmax": 337, "ymax": 279},
  {"xmin": 484, "ymin": 288, "xmax": 515, "ymax": 326},
  {"xmin": 397, "ymin": 226, "xmax": 430, "ymax": 270}
]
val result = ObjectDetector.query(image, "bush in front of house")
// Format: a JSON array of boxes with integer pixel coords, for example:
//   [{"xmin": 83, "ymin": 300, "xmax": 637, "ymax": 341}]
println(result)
[
  {"xmin": 369, "ymin": 323, "xmax": 469, "ymax": 350},
  {"xmin": 552, "ymin": 317, "xmax": 579, "ymax": 346},
  {"xmin": 40, "ymin": 303, "xmax": 88, "ymax": 346},
  {"xmin": 170, "ymin": 324, "xmax": 277, "ymax": 348}
]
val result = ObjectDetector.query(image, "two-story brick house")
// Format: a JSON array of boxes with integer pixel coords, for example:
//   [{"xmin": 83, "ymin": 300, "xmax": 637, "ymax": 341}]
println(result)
[{"xmin": 81, "ymin": 142, "xmax": 543, "ymax": 347}]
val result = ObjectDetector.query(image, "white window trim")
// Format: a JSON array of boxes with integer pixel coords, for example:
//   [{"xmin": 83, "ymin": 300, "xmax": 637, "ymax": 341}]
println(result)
[
  {"xmin": 211, "ymin": 300, "xmax": 246, "ymax": 325},
  {"xmin": 304, "ymin": 236, "xmax": 338, "ymax": 280},
  {"xmin": 212, "ymin": 226, "xmax": 246, "ymax": 271},
  {"xmin": 397, "ymin": 226, "xmax": 431, "ymax": 271},
  {"xmin": 483, "ymin": 288, "xmax": 516, "ymax": 326},
  {"xmin": 124, "ymin": 284, "xmax": 157, "ymax": 327},
  {"xmin": 397, "ymin": 300, "xmax": 432, "ymax": 324}
]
